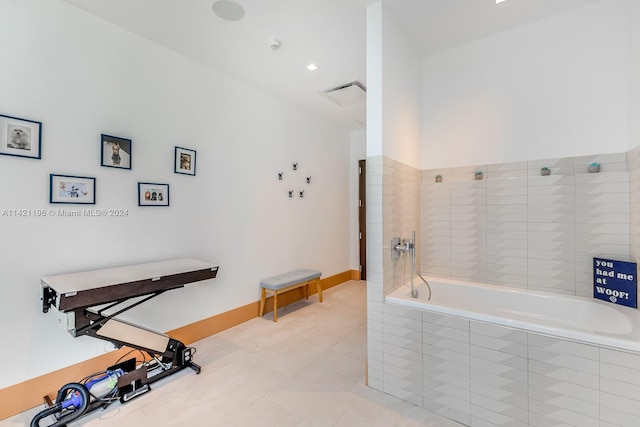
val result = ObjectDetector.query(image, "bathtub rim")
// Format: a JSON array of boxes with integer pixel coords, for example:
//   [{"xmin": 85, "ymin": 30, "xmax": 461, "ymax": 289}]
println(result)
[{"xmin": 386, "ymin": 276, "xmax": 640, "ymax": 354}]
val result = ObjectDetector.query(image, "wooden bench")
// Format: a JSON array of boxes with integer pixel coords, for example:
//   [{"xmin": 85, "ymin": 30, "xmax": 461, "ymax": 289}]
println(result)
[{"xmin": 259, "ymin": 269, "xmax": 322, "ymax": 322}]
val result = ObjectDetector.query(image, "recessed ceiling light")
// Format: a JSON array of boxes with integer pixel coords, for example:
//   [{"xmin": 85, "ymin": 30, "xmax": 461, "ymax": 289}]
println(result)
[
  {"xmin": 212, "ymin": 0, "xmax": 245, "ymax": 21},
  {"xmin": 496, "ymin": 0, "xmax": 508, "ymax": 3},
  {"xmin": 306, "ymin": 63, "xmax": 318, "ymax": 71}
]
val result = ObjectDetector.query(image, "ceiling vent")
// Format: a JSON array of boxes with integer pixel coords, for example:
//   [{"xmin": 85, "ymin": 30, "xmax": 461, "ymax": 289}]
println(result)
[{"xmin": 323, "ymin": 81, "xmax": 366, "ymax": 107}]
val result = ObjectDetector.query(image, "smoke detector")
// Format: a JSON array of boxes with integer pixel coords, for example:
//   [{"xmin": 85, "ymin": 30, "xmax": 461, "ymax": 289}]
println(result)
[
  {"xmin": 268, "ymin": 39, "xmax": 281, "ymax": 51},
  {"xmin": 322, "ymin": 81, "xmax": 366, "ymax": 107}
]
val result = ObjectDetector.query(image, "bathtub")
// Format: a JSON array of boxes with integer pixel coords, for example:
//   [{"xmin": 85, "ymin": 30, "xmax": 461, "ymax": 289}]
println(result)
[{"xmin": 386, "ymin": 276, "xmax": 640, "ymax": 353}]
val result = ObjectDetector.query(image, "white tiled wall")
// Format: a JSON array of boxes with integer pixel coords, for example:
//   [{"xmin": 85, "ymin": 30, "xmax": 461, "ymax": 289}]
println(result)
[
  {"xmin": 575, "ymin": 168, "xmax": 631, "ymax": 296},
  {"xmin": 423, "ymin": 312, "xmax": 470, "ymax": 425},
  {"xmin": 420, "ymin": 178, "xmax": 451, "ymax": 277},
  {"xmin": 486, "ymin": 174, "xmax": 527, "ymax": 289},
  {"xmin": 367, "ymin": 156, "xmax": 421, "ymax": 394},
  {"xmin": 385, "ymin": 307, "xmax": 640, "ymax": 426},
  {"xmin": 626, "ymin": 147, "xmax": 640, "ymax": 285},
  {"xmin": 383, "ymin": 157, "xmax": 421, "ymax": 294},
  {"xmin": 470, "ymin": 322, "xmax": 528, "ymax": 426},
  {"xmin": 528, "ymin": 334, "xmax": 600, "ymax": 426},
  {"xmin": 420, "ymin": 152, "xmax": 633, "ymax": 297},
  {"xmin": 600, "ymin": 348, "xmax": 640, "ymax": 425},
  {"xmin": 527, "ymin": 173, "xmax": 575, "ymax": 295},
  {"xmin": 366, "ymin": 156, "xmax": 384, "ymax": 392},
  {"xmin": 382, "ymin": 304, "xmax": 423, "ymax": 405},
  {"xmin": 452, "ymin": 180, "xmax": 487, "ymax": 283}
]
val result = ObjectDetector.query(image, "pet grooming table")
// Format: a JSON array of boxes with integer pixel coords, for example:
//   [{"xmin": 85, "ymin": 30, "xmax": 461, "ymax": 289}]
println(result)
[{"xmin": 41, "ymin": 258, "xmax": 219, "ymax": 402}]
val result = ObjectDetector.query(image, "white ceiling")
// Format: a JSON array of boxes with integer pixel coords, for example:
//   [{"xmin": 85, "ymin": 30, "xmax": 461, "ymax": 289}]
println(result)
[{"xmin": 63, "ymin": 0, "xmax": 600, "ymax": 131}]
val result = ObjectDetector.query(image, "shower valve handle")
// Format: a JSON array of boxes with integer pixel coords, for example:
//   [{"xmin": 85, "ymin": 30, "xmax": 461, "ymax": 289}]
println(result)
[{"xmin": 395, "ymin": 240, "xmax": 413, "ymax": 252}]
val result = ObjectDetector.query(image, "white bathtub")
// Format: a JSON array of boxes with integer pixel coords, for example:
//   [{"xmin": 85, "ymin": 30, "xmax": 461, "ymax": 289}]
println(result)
[{"xmin": 386, "ymin": 277, "xmax": 640, "ymax": 353}]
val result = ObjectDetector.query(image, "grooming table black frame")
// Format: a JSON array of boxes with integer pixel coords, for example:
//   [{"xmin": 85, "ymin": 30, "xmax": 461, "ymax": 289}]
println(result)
[{"xmin": 40, "ymin": 259, "xmax": 218, "ymax": 404}]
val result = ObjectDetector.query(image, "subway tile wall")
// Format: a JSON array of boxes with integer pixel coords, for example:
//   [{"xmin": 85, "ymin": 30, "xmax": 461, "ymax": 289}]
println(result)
[
  {"xmin": 420, "ymin": 175, "xmax": 451, "ymax": 278},
  {"xmin": 628, "ymin": 147, "xmax": 640, "ymax": 271},
  {"xmin": 377, "ymin": 300, "xmax": 640, "ymax": 426},
  {"xmin": 600, "ymin": 348, "xmax": 640, "ymax": 425},
  {"xmin": 487, "ymin": 171, "xmax": 527, "ymax": 289},
  {"xmin": 366, "ymin": 156, "xmax": 384, "ymax": 392},
  {"xmin": 423, "ymin": 312, "xmax": 470, "ymax": 425},
  {"xmin": 470, "ymin": 322, "xmax": 528, "ymax": 426},
  {"xmin": 383, "ymin": 157, "xmax": 421, "ymax": 294},
  {"xmin": 528, "ymin": 334, "xmax": 600, "ymax": 426},
  {"xmin": 367, "ymin": 156, "xmax": 421, "ymax": 394},
  {"xmin": 382, "ymin": 304, "xmax": 423, "ymax": 405},
  {"xmin": 420, "ymin": 152, "xmax": 634, "ymax": 297}
]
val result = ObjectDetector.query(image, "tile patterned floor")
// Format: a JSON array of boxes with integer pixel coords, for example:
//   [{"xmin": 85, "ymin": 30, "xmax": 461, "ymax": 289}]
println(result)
[{"xmin": 4, "ymin": 281, "xmax": 460, "ymax": 426}]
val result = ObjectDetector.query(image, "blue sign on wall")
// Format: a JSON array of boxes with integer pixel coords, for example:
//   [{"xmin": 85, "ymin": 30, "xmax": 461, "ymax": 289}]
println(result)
[{"xmin": 593, "ymin": 258, "xmax": 637, "ymax": 308}]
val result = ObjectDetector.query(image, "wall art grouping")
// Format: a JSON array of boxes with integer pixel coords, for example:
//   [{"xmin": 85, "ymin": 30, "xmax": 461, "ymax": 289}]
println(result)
[
  {"xmin": 0, "ymin": 112, "xmax": 197, "ymax": 207},
  {"xmin": 278, "ymin": 161, "xmax": 312, "ymax": 198}
]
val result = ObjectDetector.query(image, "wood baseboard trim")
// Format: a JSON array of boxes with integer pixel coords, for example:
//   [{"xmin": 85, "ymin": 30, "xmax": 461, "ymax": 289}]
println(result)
[{"xmin": 0, "ymin": 270, "xmax": 357, "ymax": 420}]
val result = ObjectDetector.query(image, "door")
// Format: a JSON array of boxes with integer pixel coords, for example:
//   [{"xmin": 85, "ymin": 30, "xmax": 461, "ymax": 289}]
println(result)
[{"xmin": 358, "ymin": 159, "xmax": 366, "ymax": 280}]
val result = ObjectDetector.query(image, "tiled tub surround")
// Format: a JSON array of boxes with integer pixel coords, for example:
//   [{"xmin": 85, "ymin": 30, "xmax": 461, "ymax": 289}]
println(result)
[
  {"xmin": 382, "ymin": 157, "xmax": 421, "ymax": 294},
  {"xmin": 368, "ymin": 150, "xmax": 640, "ymax": 425},
  {"xmin": 421, "ymin": 153, "xmax": 632, "ymax": 298},
  {"xmin": 629, "ymin": 147, "xmax": 640, "ymax": 262},
  {"xmin": 366, "ymin": 156, "xmax": 422, "ymax": 398},
  {"xmin": 385, "ymin": 279, "xmax": 640, "ymax": 426}
]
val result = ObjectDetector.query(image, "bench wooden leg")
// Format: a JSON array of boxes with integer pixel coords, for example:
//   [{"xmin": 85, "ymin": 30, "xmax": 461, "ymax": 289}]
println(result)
[
  {"xmin": 304, "ymin": 281, "xmax": 309, "ymax": 299},
  {"xmin": 273, "ymin": 290, "xmax": 278, "ymax": 322},
  {"xmin": 259, "ymin": 288, "xmax": 266, "ymax": 317},
  {"xmin": 315, "ymin": 278, "xmax": 323, "ymax": 303}
]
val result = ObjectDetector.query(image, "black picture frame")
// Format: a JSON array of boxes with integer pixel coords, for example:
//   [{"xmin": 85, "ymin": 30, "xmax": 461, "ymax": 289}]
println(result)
[
  {"xmin": 101, "ymin": 134, "xmax": 132, "ymax": 169},
  {"xmin": 0, "ymin": 114, "xmax": 42, "ymax": 159},
  {"xmin": 174, "ymin": 146, "xmax": 196, "ymax": 176},
  {"xmin": 50, "ymin": 174, "xmax": 96, "ymax": 204},
  {"xmin": 138, "ymin": 182, "xmax": 169, "ymax": 206}
]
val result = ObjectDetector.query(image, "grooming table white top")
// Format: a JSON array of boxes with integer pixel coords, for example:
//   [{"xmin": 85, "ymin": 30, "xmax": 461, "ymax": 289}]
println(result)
[{"xmin": 42, "ymin": 258, "xmax": 217, "ymax": 295}]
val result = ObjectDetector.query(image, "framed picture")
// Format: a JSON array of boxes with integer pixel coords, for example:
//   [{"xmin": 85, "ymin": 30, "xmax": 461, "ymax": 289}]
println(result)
[
  {"xmin": 138, "ymin": 182, "xmax": 169, "ymax": 206},
  {"xmin": 174, "ymin": 146, "xmax": 196, "ymax": 176},
  {"xmin": 0, "ymin": 114, "xmax": 42, "ymax": 159},
  {"xmin": 101, "ymin": 134, "xmax": 131, "ymax": 169},
  {"xmin": 50, "ymin": 174, "xmax": 96, "ymax": 204}
]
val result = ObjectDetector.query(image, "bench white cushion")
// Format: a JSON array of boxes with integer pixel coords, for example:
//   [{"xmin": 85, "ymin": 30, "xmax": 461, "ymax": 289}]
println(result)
[{"xmin": 260, "ymin": 269, "xmax": 321, "ymax": 291}]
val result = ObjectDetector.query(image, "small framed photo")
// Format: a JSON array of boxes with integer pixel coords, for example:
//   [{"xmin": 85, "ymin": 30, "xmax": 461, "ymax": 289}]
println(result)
[
  {"xmin": 50, "ymin": 174, "xmax": 96, "ymax": 204},
  {"xmin": 138, "ymin": 182, "xmax": 169, "ymax": 207},
  {"xmin": 101, "ymin": 134, "xmax": 131, "ymax": 169},
  {"xmin": 0, "ymin": 114, "xmax": 42, "ymax": 159},
  {"xmin": 174, "ymin": 146, "xmax": 196, "ymax": 176}
]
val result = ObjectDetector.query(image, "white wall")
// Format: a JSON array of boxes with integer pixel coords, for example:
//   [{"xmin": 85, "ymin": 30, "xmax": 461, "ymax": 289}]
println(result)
[
  {"xmin": 421, "ymin": 0, "xmax": 630, "ymax": 169},
  {"xmin": 366, "ymin": 2, "xmax": 421, "ymax": 166},
  {"xmin": 630, "ymin": 0, "xmax": 640, "ymax": 149},
  {"xmin": 366, "ymin": 3, "xmax": 383, "ymax": 159},
  {"xmin": 381, "ymin": 3, "xmax": 422, "ymax": 169},
  {"xmin": 0, "ymin": 0, "xmax": 352, "ymax": 388}
]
